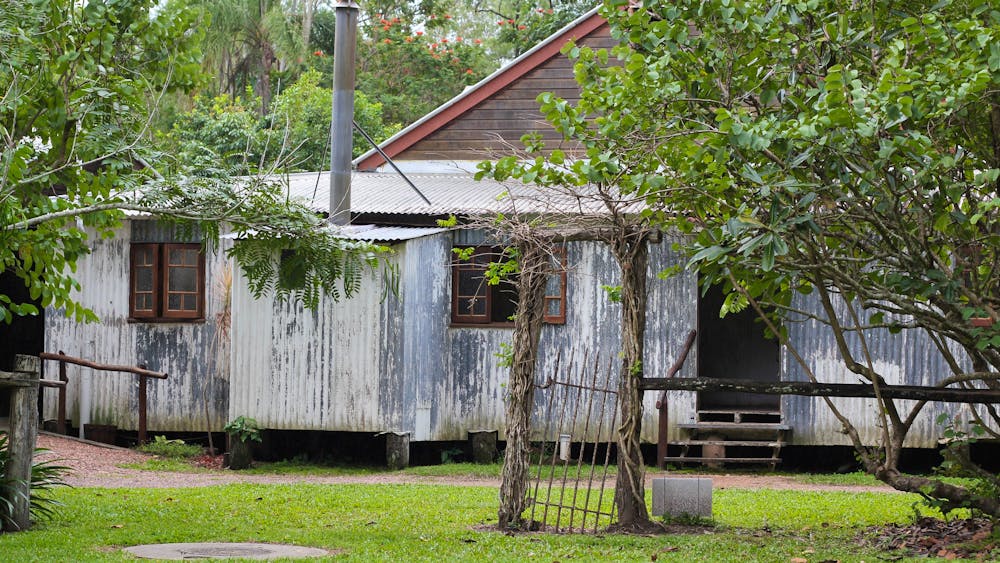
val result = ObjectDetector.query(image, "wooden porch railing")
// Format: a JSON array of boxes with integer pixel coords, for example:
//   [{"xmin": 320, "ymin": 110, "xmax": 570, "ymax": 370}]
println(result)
[{"xmin": 38, "ymin": 351, "xmax": 168, "ymax": 444}]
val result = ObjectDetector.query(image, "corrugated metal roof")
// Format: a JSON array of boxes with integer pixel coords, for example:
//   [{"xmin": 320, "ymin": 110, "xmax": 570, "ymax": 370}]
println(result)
[
  {"xmin": 221, "ymin": 223, "xmax": 448, "ymax": 242},
  {"xmin": 338, "ymin": 225, "xmax": 448, "ymax": 241},
  {"xmin": 282, "ymin": 171, "xmax": 614, "ymax": 217}
]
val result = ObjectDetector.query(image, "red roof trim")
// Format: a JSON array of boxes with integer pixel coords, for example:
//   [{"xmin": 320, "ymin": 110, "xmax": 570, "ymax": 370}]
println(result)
[{"xmin": 355, "ymin": 11, "xmax": 607, "ymax": 171}]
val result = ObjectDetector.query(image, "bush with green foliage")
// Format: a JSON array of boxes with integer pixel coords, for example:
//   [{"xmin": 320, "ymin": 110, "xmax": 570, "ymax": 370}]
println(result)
[
  {"xmin": 0, "ymin": 434, "xmax": 69, "ymax": 531},
  {"xmin": 268, "ymin": 70, "xmax": 399, "ymax": 169},
  {"xmin": 166, "ymin": 92, "xmax": 266, "ymax": 176},
  {"xmin": 224, "ymin": 416, "xmax": 263, "ymax": 444},
  {"xmin": 137, "ymin": 435, "xmax": 203, "ymax": 459}
]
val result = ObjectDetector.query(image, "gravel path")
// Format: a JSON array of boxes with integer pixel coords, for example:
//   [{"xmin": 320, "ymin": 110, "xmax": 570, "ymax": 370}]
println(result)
[{"xmin": 34, "ymin": 432, "xmax": 898, "ymax": 492}]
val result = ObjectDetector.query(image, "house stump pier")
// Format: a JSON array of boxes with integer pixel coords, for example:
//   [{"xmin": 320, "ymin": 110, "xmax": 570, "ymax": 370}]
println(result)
[
  {"xmin": 385, "ymin": 432, "xmax": 409, "ymax": 470},
  {"xmin": 1, "ymin": 355, "xmax": 41, "ymax": 532},
  {"xmin": 468, "ymin": 430, "xmax": 497, "ymax": 464}
]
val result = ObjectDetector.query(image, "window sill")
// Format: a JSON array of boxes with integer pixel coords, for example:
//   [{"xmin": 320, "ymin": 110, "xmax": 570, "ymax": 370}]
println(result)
[
  {"xmin": 128, "ymin": 317, "xmax": 207, "ymax": 324},
  {"xmin": 449, "ymin": 322, "xmax": 566, "ymax": 328}
]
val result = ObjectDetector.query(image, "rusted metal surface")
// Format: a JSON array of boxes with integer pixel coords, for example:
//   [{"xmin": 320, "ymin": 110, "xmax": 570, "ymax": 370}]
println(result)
[
  {"xmin": 780, "ymin": 293, "xmax": 969, "ymax": 447},
  {"xmin": 227, "ymin": 243, "xmax": 404, "ymax": 432},
  {"xmin": 529, "ymin": 351, "xmax": 618, "ymax": 533},
  {"xmin": 46, "ymin": 217, "xmax": 974, "ymax": 451}
]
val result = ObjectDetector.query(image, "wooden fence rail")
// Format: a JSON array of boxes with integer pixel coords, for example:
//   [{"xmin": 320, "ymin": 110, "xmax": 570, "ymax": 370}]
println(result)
[
  {"xmin": 38, "ymin": 351, "xmax": 168, "ymax": 444},
  {"xmin": 641, "ymin": 377, "xmax": 1000, "ymax": 404}
]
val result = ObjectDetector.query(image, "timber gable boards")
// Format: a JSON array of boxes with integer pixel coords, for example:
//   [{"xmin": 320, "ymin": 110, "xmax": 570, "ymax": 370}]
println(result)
[{"xmin": 357, "ymin": 14, "xmax": 616, "ymax": 168}]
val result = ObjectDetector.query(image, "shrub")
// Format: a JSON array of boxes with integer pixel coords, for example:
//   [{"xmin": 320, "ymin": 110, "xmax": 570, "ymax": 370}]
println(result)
[
  {"xmin": 224, "ymin": 416, "xmax": 263, "ymax": 444},
  {"xmin": 137, "ymin": 435, "xmax": 203, "ymax": 459},
  {"xmin": 0, "ymin": 433, "xmax": 70, "ymax": 531}
]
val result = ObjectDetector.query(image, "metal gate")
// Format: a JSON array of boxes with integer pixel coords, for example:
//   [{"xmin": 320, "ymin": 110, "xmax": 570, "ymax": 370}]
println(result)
[{"xmin": 529, "ymin": 352, "xmax": 620, "ymax": 533}]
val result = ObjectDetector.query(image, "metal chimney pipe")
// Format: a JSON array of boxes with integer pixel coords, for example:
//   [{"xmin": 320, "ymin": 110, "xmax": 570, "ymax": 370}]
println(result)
[{"xmin": 330, "ymin": 1, "xmax": 359, "ymax": 226}]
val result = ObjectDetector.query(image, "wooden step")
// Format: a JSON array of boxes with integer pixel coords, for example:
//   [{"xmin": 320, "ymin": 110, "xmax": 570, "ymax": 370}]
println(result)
[
  {"xmin": 677, "ymin": 422, "xmax": 790, "ymax": 432},
  {"xmin": 673, "ymin": 440, "xmax": 784, "ymax": 448},
  {"xmin": 696, "ymin": 410, "xmax": 782, "ymax": 424},
  {"xmin": 663, "ymin": 456, "xmax": 781, "ymax": 464}
]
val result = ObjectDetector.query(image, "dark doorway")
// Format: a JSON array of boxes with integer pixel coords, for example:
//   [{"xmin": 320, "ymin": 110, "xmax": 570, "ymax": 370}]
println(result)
[
  {"xmin": 0, "ymin": 270, "xmax": 45, "ymax": 420},
  {"xmin": 697, "ymin": 282, "xmax": 780, "ymax": 411}
]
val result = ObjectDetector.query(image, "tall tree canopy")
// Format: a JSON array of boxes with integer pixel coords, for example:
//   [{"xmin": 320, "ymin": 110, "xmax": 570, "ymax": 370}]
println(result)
[
  {"xmin": 0, "ymin": 0, "xmax": 385, "ymax": 324},
  {"xmin": 484, "ymin": 0, "xmax": 1000, "ymax": 518}
]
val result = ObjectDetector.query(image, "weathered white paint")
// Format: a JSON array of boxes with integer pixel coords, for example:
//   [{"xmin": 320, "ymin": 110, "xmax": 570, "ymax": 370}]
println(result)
[
  {"xmin": 781, "ymin": 293, "xmax": 972, "ymax": 448},
  {"xmin": 43, "ymin": 219, "xmax": 231, "ymax": 432},
  {"xmin": 48, "ymin": 221, "xmax": 970, "ymax": 450},
  {"xmin": 227, "ymin": 246, "xmax": 402, "ymax": 432}
]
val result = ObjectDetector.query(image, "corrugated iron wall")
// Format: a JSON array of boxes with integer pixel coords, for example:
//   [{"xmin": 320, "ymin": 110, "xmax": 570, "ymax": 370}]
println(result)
[
  {"xmin": 43, "ymin": 219, "xmax": 231, "ymax": 432},
  {"xmin": 434, "ymin": 235, "xmax": 699, "ymax": 443},
  {"xmin": 782, "ymin": 293, "xmax": 968, "ymax": 448},
  {"xmin": 45, "ymin": 221, "xmax": 973, "ymax": 448},
  {"xmin": 228, "ymin": 247, "xmax": 402, "ymax": 432}
]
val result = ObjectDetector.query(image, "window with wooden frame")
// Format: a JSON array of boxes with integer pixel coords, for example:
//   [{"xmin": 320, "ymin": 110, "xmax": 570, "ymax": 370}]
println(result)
[
  {"xmin": 451, "ymin": 246, "xmax": 567, "ymax": 326},
  {"xmin": 129, "ymin": 243, "xmax": 205, "ymax": 321}
]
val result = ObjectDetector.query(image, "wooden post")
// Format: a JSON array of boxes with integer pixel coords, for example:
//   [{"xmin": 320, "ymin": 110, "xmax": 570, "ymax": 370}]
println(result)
[
  {"xmin": 57, "ymin": 352, "xmax": 67, "ymax": 435},
  {"xmin": 468, "ymin": 430, "xmax": 498, "ymax": 464},
  {"xmin": 656, "ymin": 330, "xmax": 697, "ymax": 470},
  {"xmin": 385, "ymin": 432, "xmax": 410, "ymax": 470},
  {"xmin": 4, "ymin": 355, "xmax": 40, "ymax": 532},
  {"xmin": 138, "ymin": 369, "xmax": 148, "ymax": 445},
  {"xmin": 656, "ymin": 400, "xmax": 668, "ymax": 470},
  {"xmin": 228, "ymin": 438, "xmax": 253, "ymax": 470}
]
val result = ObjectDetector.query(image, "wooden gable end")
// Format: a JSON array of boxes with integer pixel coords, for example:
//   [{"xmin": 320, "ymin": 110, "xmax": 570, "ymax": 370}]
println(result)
[
  {"xmin": 355, "ymin": 12, "xmax": 617, "ymax": 170},
  {"xmin": 400, "ymin": 24, "xmax": 616, "ymax": 162}
]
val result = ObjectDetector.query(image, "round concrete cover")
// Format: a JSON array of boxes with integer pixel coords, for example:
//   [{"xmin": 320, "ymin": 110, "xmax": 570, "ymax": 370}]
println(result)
[{"xmin": 123, "ymin": 542, "xmax": 329, "ymax": 560}]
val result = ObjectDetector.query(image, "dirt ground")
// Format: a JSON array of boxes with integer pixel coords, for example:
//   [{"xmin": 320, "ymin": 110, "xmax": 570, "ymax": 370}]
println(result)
[{"xmin": 34, "ymin": 432, "xmax": 899, "ymax": 492}]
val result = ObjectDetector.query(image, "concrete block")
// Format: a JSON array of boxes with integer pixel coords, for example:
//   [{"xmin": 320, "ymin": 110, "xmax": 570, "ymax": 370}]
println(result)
[{"xmin": 651, "ymin": 477, "xmax": 712, "ymax": 518}]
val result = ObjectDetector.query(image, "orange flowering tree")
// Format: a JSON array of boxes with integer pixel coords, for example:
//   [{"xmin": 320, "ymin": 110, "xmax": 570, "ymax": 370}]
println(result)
[{"xmin": 355, "ymin": 11, "xmax": 494, "ymax": 127}]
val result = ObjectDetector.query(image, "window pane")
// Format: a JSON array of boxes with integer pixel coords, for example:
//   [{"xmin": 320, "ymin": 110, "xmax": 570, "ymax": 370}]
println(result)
[
  {"xmin": 169, "ymin": 247, "xmax": 199, "ymax": 266},
  {"xmin": 458, "ymin": 269, "xmax": 485, "ymax": 297},
  {"xmin": 183, "ymin": 294, "xmax": 195, "ymax": 310},
  {"xmin": 459, "ymin": 296, "xmax": 487, "ymax": 316},
  {"xmin": 168, "ymin": 267, "xmax": 197, "ymax": 292},
  {"xmin": 545, "ymin": 273, "xmax": 561, "ymax": 294},
  {"xmin": 546, "ymin": 298, "xmax": 560, "ymax": 317},
  {"xmin": 492, "ymin": 285, "xmax": 518, "ymax": 323},
  {"xmin": 135, "ymin": 294, "xmax": 152, "ymax": 311},
  {"xmin": 135, "ymin": 266, "xmax": 154, "ymax": 291},
  {"xmin": 135, "ymin": 247, "xmax": 154, "ymax": 266},
  {"xmin": 168, "ymin": 294, "xmax": 182, "ymax": 310}
]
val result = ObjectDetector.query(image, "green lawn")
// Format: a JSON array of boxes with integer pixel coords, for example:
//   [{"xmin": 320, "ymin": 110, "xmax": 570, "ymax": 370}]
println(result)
[{"xmin": 0, "ymin": 482, "xmax": 982, "ymax": 562}]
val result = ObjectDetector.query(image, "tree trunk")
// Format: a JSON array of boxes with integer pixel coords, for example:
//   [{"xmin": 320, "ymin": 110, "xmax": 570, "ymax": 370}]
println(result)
[
  {"xmin": 991, "ymin": 93, "xmax": 1000, "ymax": 194},
  {"xmin": 612, "ymin": 234, "xmax": 653, "ymax": 530},
  {"xmin": 228, "ymin": 438, "xmax": 253, "ymax": 470},
  {"xmin": 497, "ymin": 243, "xmax": 550, "ymax": 530},
  {"xmin": 302, "ymin": 0, "xmax": 316, "ymax": 53},
  {"xmin": 877, "ymin": 467, "xmax": 1000, "ymax": 517},
  {"xmin": 257, "ymin": 43, "xmax": 274, "ymax": 114}
]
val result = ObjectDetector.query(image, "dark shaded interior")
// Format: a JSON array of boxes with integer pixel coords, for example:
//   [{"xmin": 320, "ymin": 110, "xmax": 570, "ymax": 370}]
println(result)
[
  {"xmin": 697, "ymin": 282, "xmax": 780, "ymax": 410},
  {"xmin": 0, "ymin": 270, "xmax": 46, "ymax": 419}
]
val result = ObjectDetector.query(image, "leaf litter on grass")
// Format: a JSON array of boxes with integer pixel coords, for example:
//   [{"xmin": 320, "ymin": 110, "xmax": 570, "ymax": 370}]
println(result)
[{"xmin": 862, "ymin": 516, "xmax": 997, "ymax": 560}]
